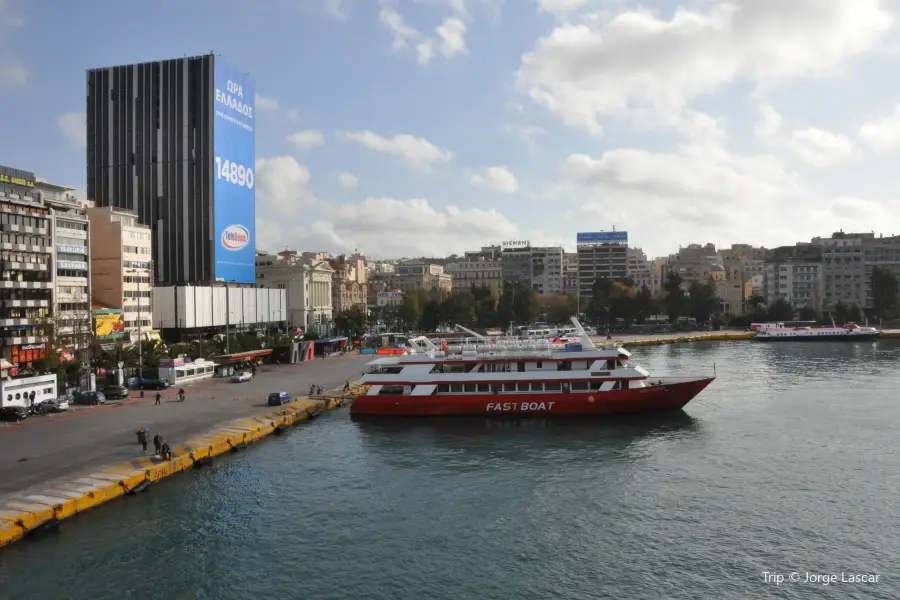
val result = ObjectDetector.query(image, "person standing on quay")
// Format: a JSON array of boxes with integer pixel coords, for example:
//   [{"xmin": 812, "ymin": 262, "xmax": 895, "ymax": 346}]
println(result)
[
  {"xmin": 153, "ymin": 432, "xmax": 162, "ymax": 456},
  {"xmin": 136, "ymin": 429, "xmax": 149, "ymax": 453},
  {"xmin": 155, "ymin": 391, "xmax": 161, "ymax": 406}
]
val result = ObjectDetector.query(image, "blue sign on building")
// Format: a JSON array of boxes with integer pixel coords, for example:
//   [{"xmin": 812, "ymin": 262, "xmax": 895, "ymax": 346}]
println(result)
[
  {"xmin": 576, "ymin": 231, "xmax": 628, "ymax": 243},
  {"xmin": 213, "ymin": 58, "xmax": 256, "ymax": 284}
]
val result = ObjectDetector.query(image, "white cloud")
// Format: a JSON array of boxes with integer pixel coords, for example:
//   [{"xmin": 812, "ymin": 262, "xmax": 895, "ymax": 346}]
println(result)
[
  {"xmin": 0, "ymin": 62, "xmax": 27, "ymax": 86},
  {"xmin": 537, "ymin": 0, "xmax": 592, "ymax": 15},
  {"xmin": 381, "ymin": 2, "xmax": 468, "ymax": 65},
  {"xmin": 287, "ymin": 129, "xmax": 325, "ymax": 150},
  {"xmin": 258, "ymin": 197, "xmax": 521, "ymax": 257},
  {"xmin": 255, "ymin": 156, "xmax": 315, "ymax": 218},
  {"xmin": 255, "ymin": 93, "xmax": 279, "ymax": 111},
  {"xmin": 755, "ymin": 103, "xmax": 858, "ymax": 168},
  {"xmin": 323, "ymin": 0, "xmax": 347, "ymax": 19},
  {"xmin": 470, "ymin": 166, "xmax": 519, "ymax": 194},
  {"xmin": 505, "ymin": 124, "xmax": 545, "ymax": 142},
  {"xmin": 340, "ymin": 130, "xmax": 453, "ymax": 168},
  {"xmin": 337, "ymin": 171, "xmax": 359, "ymax": 188},
  {"xmin": 285, "ymin": 109, "xmax": 301, "ymax": 122},
  {"xmin": 380, "ymin": 4, "xmax": 419, "ymax": 51},
  {"xmin": 859, "ymin": 104, "xmax": 900, "ymax": 150},
  {"xmin": 57, "ymin": 112, "xmax": 85, "ymax": 147},
  {"xmin": 516, "ymin": 0, "xmax": 893, "ymax": 135}
]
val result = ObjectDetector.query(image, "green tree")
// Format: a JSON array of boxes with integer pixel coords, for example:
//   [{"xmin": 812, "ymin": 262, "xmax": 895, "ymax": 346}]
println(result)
[
  {"xmin": 609, "ymin": 280, "xmax": 637, "ymax": 326},
  {"xmin": 586, "ymin": 278, "xmax": 613, "ymax": 324},
  {"xmin": 471, "ymin": 284, "xmax": 499, "ymax": 328},
  {"xmin": 663, "ymin": 273, "xmax": 687, "ymax": 321},
  {"xmin": 420, "ymin": 300, "xmax": 443, "ymax": 331},
  {"xmin": 334, "ymin": 306, "xmax": 368, "ymax": 338},
  {"xmin": 832, "ymin": 300, "xmax": 849, "ymax": 324},
  {"xmin": 797, "ymin": 305, "xmax": 819, "ymax": 322},
  {"xmin": 397, "ymin": 293, "xmax": 422, "ymax": 331},
  {"xmin": 441, "ymin": 291, "xmax": 476, "ymax": 327},
  {"xmin": 847, "ymin": 302, "xmax": 864, "ymax": 323},
  {"xmin": 688, "ymin": 280, "xmax": 720, "ymax": 324},
  {"xmin": 634, "ymin": 285, "xmax": 659, "ymax": 324},
  {"xmin": 543, "ymin": 294, "xmax": 578, "ymax": 324},
  {"xmin": 746, "ymin": 295, "xmax": 767, "ymax": 309},
  {"xmin": 870, "ymin": 266, "xmax": 898, "ymax": 319},
  {"xmin": 766, "ymin": 298, "xmax": 794, "ymax": 321}
]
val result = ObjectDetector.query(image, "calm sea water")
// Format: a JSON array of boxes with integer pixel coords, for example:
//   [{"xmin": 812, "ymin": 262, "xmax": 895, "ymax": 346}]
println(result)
[{"xmin": 0, "ymin": 341, "xmax": 897, "ymax": 599}]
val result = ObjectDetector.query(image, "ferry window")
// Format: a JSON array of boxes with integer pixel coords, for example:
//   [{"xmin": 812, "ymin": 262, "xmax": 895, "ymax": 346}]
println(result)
[
  {"xmin": 545, "ymin": 382, "xmax": 561, "ymax": 391},
  {"xmin": 15, "ymin": 393, "xmax": 20, "ymax": 399},
  {"xmin": 477, "ymin": 384, "xmax": 489, "ymax": 393},
  {"xmin": 477, "ymin": 365, "xmax": 485, "ymax": 372},
  {"xmin": 450, "ymin": 384, "xmax": 463, "ymax": 393},
  {"xmin": 590, "ymin": 381, "xmax": 603, "ymax": 390},
  {"xmin": 530, "ymin": 383, "xmax": 543, "ymax": 391},
  {"xmin": 612, "ymin": 381, "xmax": 621, "ymax": 390},
  {"xmin": 621, "ymin": 380, "xmax": 630, "ymax": 390},
  {"xmin": 606, "ymin": 359, "xmax": 615, "ymax": 369},
  {"xmin": 517, "ymin": 382, "xmax": 530, "ymax": 392},
  {"xmin": 437, "ymin": 384, "xmax": 450, "ymax": 393},
  {"xmin": 517, "ymin": 362, "xmax": 525, "ymax": 372},
  {"xmin": 464, "ymin": 384, "xmax": 476, "ymax": 393},
  {"xmin": 571, "ymin": 382, "xmax": 589, "ymax": 391},
  {"xmin": 536, "ymin": 361, "xmax": 543, "ymax": 368},
  {"xmin": 6, "ymin": 394, "xmax": 11, "ymax": 401},
  {"xmin": 503, "ymin": 383, "xmax": 516, "ymax": 392}
]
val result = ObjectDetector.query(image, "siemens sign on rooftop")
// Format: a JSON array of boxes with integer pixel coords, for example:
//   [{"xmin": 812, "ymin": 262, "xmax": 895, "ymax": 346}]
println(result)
[
  {"xmin": 213, "ymin": 59, "xmax": 256, "ymax": 283},
  {"xmin": 87, "ymin": 54, "xmax": 257, "ymax": 286}
]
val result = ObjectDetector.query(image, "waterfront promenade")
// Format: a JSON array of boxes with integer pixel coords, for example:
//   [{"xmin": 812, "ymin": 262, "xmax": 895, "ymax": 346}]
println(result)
[{"xmin": 0, "ymin": 355, "xmax": 370, "ymax": 497}]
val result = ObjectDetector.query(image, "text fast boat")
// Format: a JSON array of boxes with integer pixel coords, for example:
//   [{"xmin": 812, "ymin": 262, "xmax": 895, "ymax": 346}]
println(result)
[
  {"xmin": 351, "ymin": 318, "xmax": 715, "ymax": 417},
  {"xmin": 753, "ymin": 322, "xmax": 880, "ymax": 342}
]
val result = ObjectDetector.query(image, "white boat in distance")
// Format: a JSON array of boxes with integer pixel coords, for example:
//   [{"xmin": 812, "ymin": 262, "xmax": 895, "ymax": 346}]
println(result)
[{"xmin": 753, "ymin": 322, "xmax": 880, "ymax": 342}]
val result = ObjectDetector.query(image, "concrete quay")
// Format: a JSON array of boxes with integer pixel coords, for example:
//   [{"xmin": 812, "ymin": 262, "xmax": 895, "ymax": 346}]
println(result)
[{"xmin": 0, "ymin": 355, "xmax": 370, "ymax": 549}]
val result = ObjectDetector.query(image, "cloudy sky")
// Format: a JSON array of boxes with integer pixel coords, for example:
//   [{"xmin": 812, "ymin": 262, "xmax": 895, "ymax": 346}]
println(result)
[{"xmin": 3, "ymin": 0, "xmax": 900, "ymax": 258}]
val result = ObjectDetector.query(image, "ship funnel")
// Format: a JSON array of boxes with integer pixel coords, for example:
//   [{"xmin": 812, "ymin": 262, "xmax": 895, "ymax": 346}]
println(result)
[{"xmin": 570, "ymin": 316, "xmax": 596, "ymax": 349}]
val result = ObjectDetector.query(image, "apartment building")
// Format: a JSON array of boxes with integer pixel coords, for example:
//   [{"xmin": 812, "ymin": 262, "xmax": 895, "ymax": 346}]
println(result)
[
  {"xmin": 392, "ymin": 261, "xmax": 452, "ymax": 295},
  {"xmin": 446, "ymin": 246, "xmax": 502, "ymax": 291},
  {"xmin": 576, "ymin": 231, "xmax": 628, "ymax": 298},
  {"xmin": 500, "ymin": 243, "xmax": 533, "ymax": 287},
  {"xmin": 626, "ymin": 247, "xmax": 650, "ymax": 275},
  {"xmin": 86, "ymin": 207, "xmax": 153, "ymax": 343},
  {"xmin": 812, "ymin": 232, "xmax": 868, "ymax": 310},
  {"xmin": 531, "ymin": 246, "xmax": 564, "ymax": 295},
  {"xmin": 764, "ymin": 244, "xmax": 823, "ymax": 310},
  {"xmin": 0, "ymin": 166, "xmax": 53, "ymax": 371},
  {"xmin": 256, "ymin": 251, "xmax": 334, "ymax": 334},
  {"xmin": 330, "ymin": 254, "xmax": 368, "ymax": 314},
  {"xmin": 40, "ymin": 181, "xmax": 92, "ymax": 355},
  {"xmin": 563, "ymin": 252, "xmax": 577, "ymax": 296},
  {"xmin": 376, "ymin": 291, "xmax": 405, "ymax": 307}
]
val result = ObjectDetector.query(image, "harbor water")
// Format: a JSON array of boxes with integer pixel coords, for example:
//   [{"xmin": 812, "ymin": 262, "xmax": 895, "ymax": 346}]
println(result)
[{"xmin": 0, "ymin": 341, "xmax": 897, "ymax": 599}]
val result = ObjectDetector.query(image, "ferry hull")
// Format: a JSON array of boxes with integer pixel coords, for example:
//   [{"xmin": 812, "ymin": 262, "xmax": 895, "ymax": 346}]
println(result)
[
  {"xmin": 753, "ymin": 333, "xmax": 880, "ymax": 342},
  {"xmin": 350, "ymin": 377, "xmax": 714, "ymax": 417}
]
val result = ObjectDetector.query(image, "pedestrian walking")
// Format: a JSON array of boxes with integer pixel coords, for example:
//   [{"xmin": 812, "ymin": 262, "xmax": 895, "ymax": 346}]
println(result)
[
  {"xmin": 343, "ymin": 380, "xmax": 351, "ymax": 393},
  {"xmin": 153, "ymin": 433, "xmax": 162, "ymax": 456},
  {"xmin": 178, "ymin": 388, "xmax": 185, "ymax": 402},
  {"xmin": 316, "ymin": 385, "xmax": 323, "ymax": 395},
  {"xmin": 136, "ymin": 429, "xmax": 149, "ymax": 453},
  {"xmin": 309, "ymin": 384, "xmax": 316, "ymax": 396},
  {"xmin": 155, "ymin": 392, "xmax": 161, "ymax": 405}
]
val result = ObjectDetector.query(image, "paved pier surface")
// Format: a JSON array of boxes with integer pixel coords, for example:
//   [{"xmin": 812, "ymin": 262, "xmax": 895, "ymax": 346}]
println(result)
[{"xmin": 0, "ymin": 355, "xmax": 370, "ymax": 497}]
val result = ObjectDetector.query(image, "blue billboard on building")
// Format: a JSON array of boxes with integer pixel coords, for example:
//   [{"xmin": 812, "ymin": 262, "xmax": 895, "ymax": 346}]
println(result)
[
  {"xmin": 213, "ymin": 58, "xmax": 256, "ymax": 284},
  {"xmin": 577, "ymin": 231, "xmax": 628, "ymax": 244}
]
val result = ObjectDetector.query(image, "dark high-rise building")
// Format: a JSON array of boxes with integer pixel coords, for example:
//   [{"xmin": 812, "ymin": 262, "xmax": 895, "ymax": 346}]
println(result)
[{"xmin": 86, "ymin": 54, "xmax": 256, "ymax": 287}]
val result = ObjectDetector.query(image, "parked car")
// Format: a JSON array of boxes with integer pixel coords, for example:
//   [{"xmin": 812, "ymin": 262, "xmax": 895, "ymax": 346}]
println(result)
[
  {"xmin": 104, "ymin": 385, "xmax": 129, "ymax": 400},
  {"xmin": 140, "ymin": 379, "xmax": 170, "ymax": 390},
  {"xmin": 72, "ymin": 391, "xmax": 106, "ymax": 406},
  {"xmin": 0, "ymin": 406, "xmax": 29, "ymax": 421},
  {"xmin": 267, "ymin": 391, "xmax": 292, "ymax": 406},
  {"xmin": 38, "ymin": 397, "xmax": 70, "ymax": 412},
  {"xmin": 231, "ymin": 371, "xmax": 252, "ymax": 383}
]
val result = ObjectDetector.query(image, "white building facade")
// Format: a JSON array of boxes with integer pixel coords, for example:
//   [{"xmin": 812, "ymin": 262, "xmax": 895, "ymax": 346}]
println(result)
[{"xmin": 256, "ymin": 251, "xmax": 334, "ymax": 334}]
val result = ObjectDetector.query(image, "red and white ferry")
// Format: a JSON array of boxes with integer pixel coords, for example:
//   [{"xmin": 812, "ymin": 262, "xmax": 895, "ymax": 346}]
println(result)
[{"xmin": 350, "ymin": 318, "xmax": 715, "ymax": 417}]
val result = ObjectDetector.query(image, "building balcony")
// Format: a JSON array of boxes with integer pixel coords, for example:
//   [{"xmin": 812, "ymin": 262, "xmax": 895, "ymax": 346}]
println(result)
[
  {"xmin": 3, "ymin": 298, "xmax": 49, "ymax": 308},
  {"xmin": 0, "ymin": 242, "xmax": 52, "ymax": 253},
  {"xmin": 0, "ymin": 335, "xmax": 48, "ymax": 346},
  {"xmin": 0, "ymin": 318, "xmax": 40, "ymax": 327},
  {"xmin": 0, "ymin": 260, "xmax": 48, "ymax": 271},
  {"xmin": 0, "ymin": 280, "xmax": 52, "ymax": 289},
  {"xmin": 0, "ymin": 223, "xmax": 49, "ymax": 236}
]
